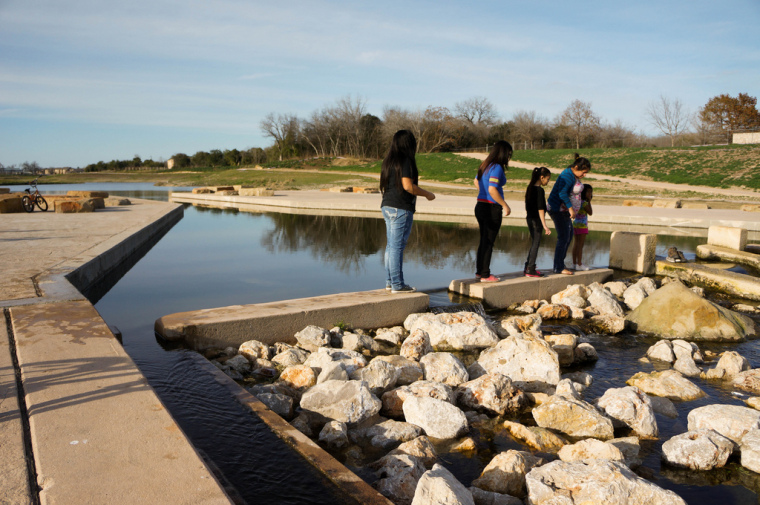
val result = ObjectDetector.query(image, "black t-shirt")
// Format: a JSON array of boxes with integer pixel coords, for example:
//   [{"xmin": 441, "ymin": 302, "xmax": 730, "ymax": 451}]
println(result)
[
  {"xmin": 525, "ymin": 185, "xmax": 547, "ymax": 219},
  {"xmin": 381, "ymin": 159, "xmax": 418, "ymax": 212}
]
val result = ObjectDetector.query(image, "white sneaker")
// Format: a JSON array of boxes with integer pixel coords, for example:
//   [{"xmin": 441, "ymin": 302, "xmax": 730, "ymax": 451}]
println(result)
[{"xmin": 577, "ymin": 264, "xmax": 591, "ymax": 271}]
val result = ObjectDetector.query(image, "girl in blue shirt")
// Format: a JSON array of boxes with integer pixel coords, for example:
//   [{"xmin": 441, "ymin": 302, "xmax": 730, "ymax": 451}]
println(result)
[{"xmin": 474, "ymin": 141, "xmax": 512, "ymax": 282}]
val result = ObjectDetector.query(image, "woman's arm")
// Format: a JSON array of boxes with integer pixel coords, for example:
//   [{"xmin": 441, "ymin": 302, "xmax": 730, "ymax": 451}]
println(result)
[
  {"xmin": 586, "ymin": 202, "xmax": 593, "ymax": 216},
  {"xmin": 402, "ymin": 177, "xmax": 436, "ymax": 201},
  {"xmin": 539, "ymin": 209, "xmax": 551, "ymax": 235},
  {"xmin": 488, "ymin": 186, "xmax": 511, "ymax": 216},
  {"xmin": 474, "ymin": 178, "xmax": 480, "ymax": 191}
]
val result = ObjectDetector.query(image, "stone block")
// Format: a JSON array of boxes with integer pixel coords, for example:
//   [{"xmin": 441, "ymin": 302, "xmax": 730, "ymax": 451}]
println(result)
[
  {"xmin": 215, "ymin": 190, "xmax": 239, "ymax": 196},
  {"xmin": 88, "ymin": 197, "xmax": 105, "ymax": 210},
  {"xmin": 708, "ymin": 226, "xmax": 747, "ymax": 251},
  {"xmin": 0, "ymin": 194, "xmax": 24, "ymax": 213},
  {"xmin": 0, "ymin": 187, "xmax": 9, "ymax": 194},
  {"xmin": 192, "ymin": 188, "xmax": 214, "ymax": 194},
  {"xmin": 55, "ymin": 199, "xmax": 95, "ymax": 213},
  {"xmin": 212, "ymin": 186, "xmax": 235, "ymax": 192},
  {"xmin": 609, "ymin": 231, "xmax": 657, "ymax": 275},
  {"xmin": 682, "ymin": 202, "xmax": 710, "ymax": 209},
  {"xmin": 239, "ymin": 188, "xmax": 274, "ymax": 196},
  {"xmin": 741, "ymin": 204, "xmax": 760, "ymax": 213},
  {"xmin": 104, "ymin": 197, "xmax": 131, "ymax": 206},
  {"xmin": 623, "ymin": 200, "xmax": 653, "ymax": 207},
  {"xmin": 652, "ymin": 199, "xmax": 681, "ymax": 208},
  {"xmin": 66, "ymin": 190, "xmax": 109, "ymax": 198}
]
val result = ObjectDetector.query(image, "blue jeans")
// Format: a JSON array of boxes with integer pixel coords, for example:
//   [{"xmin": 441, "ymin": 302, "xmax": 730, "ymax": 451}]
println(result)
[
  {"xmin": 382, "ymin": 206, "xmax": 414, "ymax": 290},
  {"xmin": 549, "ymin": 210, "xmax": 573, "ymax": 272}
]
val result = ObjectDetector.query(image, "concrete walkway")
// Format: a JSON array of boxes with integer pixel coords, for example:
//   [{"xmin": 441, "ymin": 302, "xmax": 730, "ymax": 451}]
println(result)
[
  {"xmin": 0, "ymin": 200, "xmax": 234, "ymax": 504},
  {"xmin": 172, "ymin": 190, "xmax": 760, "ymax": 235}
]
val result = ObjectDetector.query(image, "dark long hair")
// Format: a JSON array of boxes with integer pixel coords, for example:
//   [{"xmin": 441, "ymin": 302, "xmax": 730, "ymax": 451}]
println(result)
[
  {"xmin": 581, "ymin": 183, "xmax": 593, "ymax": 202},
  {"xmin": 525, "ymin": 166, "xmax": 551, "ymax": 203},
  {"xmin": 380, "ymin": 130, "xmax": 417, "ymax": 194},
  {"xmin": 570, "ymin": 152, "xmax": 591, "ymax": 172},
  {"xmin": 477, "ymin": 140, "xmax": 512, "ymax": 180}
]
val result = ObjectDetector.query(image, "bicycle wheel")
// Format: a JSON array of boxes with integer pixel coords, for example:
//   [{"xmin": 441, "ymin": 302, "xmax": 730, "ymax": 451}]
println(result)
[
  {"xmin": 22, "ymin": 195, "xmax": 34, "ymax": 212},
  {"xmin": 36, "ymin": 196, "xmax": 48, "ymax": 212}
]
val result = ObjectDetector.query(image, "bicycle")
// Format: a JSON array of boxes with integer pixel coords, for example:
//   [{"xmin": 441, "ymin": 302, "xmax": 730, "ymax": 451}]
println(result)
[{"xmin": 22, "ymin": 178, "xmax": 49, "ymax": 212}]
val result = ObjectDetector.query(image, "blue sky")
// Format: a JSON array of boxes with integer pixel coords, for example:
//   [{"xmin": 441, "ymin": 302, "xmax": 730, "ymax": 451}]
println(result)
[{"xmin": 1, "ymin": 0, "xmax": 759, "ymax": 168}]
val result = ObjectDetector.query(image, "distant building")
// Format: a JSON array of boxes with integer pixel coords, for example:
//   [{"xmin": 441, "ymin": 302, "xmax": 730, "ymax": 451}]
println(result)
[
  {"xmin": 733, "ymin": 131, "xmax": 760, "ymax": 144},
  {"xmin": 167, "ymin": 159, "xmax": 175, "ymax": 170}
]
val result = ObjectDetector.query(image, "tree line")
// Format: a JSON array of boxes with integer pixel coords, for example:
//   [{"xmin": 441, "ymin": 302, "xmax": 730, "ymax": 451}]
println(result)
[{"xmin": 17, "ymin": 92, "xmax": 755, "ymax": 173}]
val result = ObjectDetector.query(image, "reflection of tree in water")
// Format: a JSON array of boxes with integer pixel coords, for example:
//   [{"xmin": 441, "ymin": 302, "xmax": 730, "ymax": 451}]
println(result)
[{"xmin": 257, "ymin": 211, "xmax": 707, "ymax": 276}]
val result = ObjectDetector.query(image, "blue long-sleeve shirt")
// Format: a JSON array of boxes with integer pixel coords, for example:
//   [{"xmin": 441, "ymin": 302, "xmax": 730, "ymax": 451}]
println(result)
[{"xmin": 547, "ymin": 167, "xmax": 576, "ymax": 212}]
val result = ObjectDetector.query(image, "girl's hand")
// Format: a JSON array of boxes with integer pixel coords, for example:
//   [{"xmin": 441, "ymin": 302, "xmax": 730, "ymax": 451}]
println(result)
[
  {"xmin": 503, "ymin": 205, "xmax": 511, "ymax": 217},
  {"xmin": 425, "ymin": 192, "xmax": 436, "ymax": 201},
  {"xmin": 569, "ymin": 208, "xmax": 577, "ymax": 219},
  {"xmin": 544, "ymin": 227, "xmax": 551, "ymax": 236}
]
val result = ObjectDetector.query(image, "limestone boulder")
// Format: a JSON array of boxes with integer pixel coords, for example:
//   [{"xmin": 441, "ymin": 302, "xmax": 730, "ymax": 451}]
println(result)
[
  {"xmin": 316, "ymin": 361, "xmax": 348, "ymax": 383},
  {"xmin": 303, "ymin": 347, "xmax": 367, "ymax": 375},
  {"xmin": 372, "ymin": 453, "xmax": 427, "ymax": 505},
  {"xmin": 609, "ymin": 436, "xmax": 642, "ymax": 468},
  {"xmin": 299, "ymin": 380, "xmax": 381, "ymax": 425},
  {"xmin": 351, "ymin": 418, "xmax": 423, "ymax": 450},
  {"xmin": 350, "ymin": 359, "xmax": 400, "ymax": 396},
  {"xmin": 405, "ymin": 312, "xmax": 500, "ymax": 351},
  {"xmin": 278, "ymin": 364, "xmax": 317, "ymax": 390},
  {"xmin": 648, "ymin": 395, "xmax": 678, "ymax": 418},
  {"xmin": 740, "ymin": 429, "xmax": 760, "ymax": 473},
  {"xmin": 477, "ymin": 334, "xmax": 560, "ymax": 392},
  {"xmin": 498, "ymin": 314, "xmax": 542, "ymax": 337},
  {"xmin": 554, "ymin": 378, "xmax": 583, "ymax": 400},
  {"xmin": 381, "ymin": 381, "xmax": 455, "ymax": 418},
  {"xmin": 224, "ymin": 354, "xmax": 251, "ymax": 374},
  {"xmin": 625, "ymin": 281, "xmax": 758, "ymax": 341},
  {"xmin": 532, "ymin": 395, "xmax": 614, "ymax": 440},
  {"xmin": 636, "ymin": 276, "xmax": 658, "ymax": 295},
  {"xmin": 468, "ymin": 487, "xmax": 523, "ymax": 505},
  {"xmin": 623, "ymin": 284, "xmax": 648, "ymax": 311},
  {"xmin": 687, "ymin": 404, "xmax": 760, "ymax": 444},
  {"xmin": 471, "ymin": 450, "xmax": 543, "ymax": 498},
  {"xmin": 420, "ymin": 352, "xmax": 469, "ymax": 387},
  {"xmin": 411, "ymin": 464, "xmax": 474, "ymax": 505},
  {"xmin": 271, "ymin": 347, "xmax": 309, "ymax": 367},
  {"xmin": 239, "ymin": 339, "xmax": 271, "ymax": 360},
  {"xmin": 400, "ymin": 328, "xmax": 433, "ymax": 361},
  {"xmin": 646, "ymin": 340, "xmax": 675, "ymax": 362},
  {"xmin": 403, "ymin": 396, "xmax": 469, "ymax": 439},
  {"xmin": 525, "ymin": 459, "xmax": 686, "ymax": 505},
  {"xmin": 574, "ymin": 342, "xmax": 598, "ymax": 364},
  {"xmin": 603, "ymin": 281, "xmax": 628, "ymax": 297},
  {"xmin": 551, "ymin": 284, "xmax": 589, "ymax": 304},
  {"xmin": 596, "ymin": 386, "xmax": 658, "ymax": 439},
  {"xmin": 294, "ymin": 325, "xmax": 332, "ymax": 351},
  {"xmin": 376, "ymin": 326, "xmax": 406, "ymax": 346},
  {"xmin": 536, "ymin": 304, "xmax": 571, "ymax": 320},
  {"xmin": 626, "ymin": 370, "xmax": 705, "ymax": 401},
  {"xmin": 319, "ymin": 420, "xmax": 349, "ymax": 450},
  {"xmin": 255, "ymin": 392, "xmax": 294, "ymax": 419},
  {"xmin": 661, "ymin": 429, "xmax": 734, "ymax": 470},
  {"xmin": 702, "ymin": 351, "xmax": 751, "ymax": 380},
  {"xmin": 501, "ymin": 420, "xmax": 567, "ymax": 453},
  {"xmin": 588, "ymin": 314, "xmax": 626, "ymax": 335},
  {"xmin": 733, "ymin": 369, "xmax": 760, "ymax": 394},
  {"xmin": 373, "ymin": 355, "xmax": 423, "ymax": 385},
  {"xmin": 558, "ymin": 438, "xmax": 625, "ymax": 463},
  {"xmin": 388, "ymin": 436, "xmax": 438, "ymax": 468},
  {"xmin": 588, "ymin": 287, "xmax": 625, "ymax": 317},
  {"xmin": 341, "ymin": 332, "xmax": 375, "ymax": 353},
  {"xmin": 456, "ymin": 373, "xmax": 527, "ymax": 416}
]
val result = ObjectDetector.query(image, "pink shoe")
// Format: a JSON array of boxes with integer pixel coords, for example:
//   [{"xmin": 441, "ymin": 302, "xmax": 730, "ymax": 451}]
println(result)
[{"xmin": 480, "ymin": 275, "xmax": 500, "ymax": 283}]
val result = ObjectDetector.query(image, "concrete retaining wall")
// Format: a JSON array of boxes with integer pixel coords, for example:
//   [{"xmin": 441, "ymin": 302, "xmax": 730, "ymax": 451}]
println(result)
[{"xmin": 734, "ymin": 132, "xmax": 760, "ymax": 144}]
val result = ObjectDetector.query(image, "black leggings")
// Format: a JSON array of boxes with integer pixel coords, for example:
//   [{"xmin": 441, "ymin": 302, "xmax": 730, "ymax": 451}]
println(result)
[
  {"xmin": 525, "ymin": 217, "xmax": 543, "ymax": 271},
  {"xmin": 475, "ymin": 201, "xmax": 502, "ymax": 277}
]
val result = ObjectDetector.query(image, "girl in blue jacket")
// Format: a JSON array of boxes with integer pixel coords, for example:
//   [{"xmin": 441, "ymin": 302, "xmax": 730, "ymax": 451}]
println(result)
[{"xmin": 546, "ymin": 153, "xmax": 591, "ymax": 275}]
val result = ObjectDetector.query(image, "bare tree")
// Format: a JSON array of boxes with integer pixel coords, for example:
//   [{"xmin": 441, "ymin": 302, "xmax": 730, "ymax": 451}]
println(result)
[
  {"xmin": 557, "ymin": 100, "xmax": 600, "ymax": 150},
  {"xmin": 260, "ymin": 112, "xmax": 299, "ymax": 161},
  {"xmin": 511, "ymin": 110, "xmax": 547, "ymax": 150},
  {"xmin": 646, "ymin": 95, "xmax": 690, "ymax": 147},
  {"xmin": 454, "ymin": 96, "xmax": 498, "ymax": 126}
]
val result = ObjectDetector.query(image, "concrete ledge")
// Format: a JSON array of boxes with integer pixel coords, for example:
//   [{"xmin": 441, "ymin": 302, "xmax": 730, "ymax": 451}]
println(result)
[
  {"xmin": 155, "ymin": 290, "xmax": 429, "ymax": 350},
  {"xmin": 195, "ymin": 355, "xmax": 394, "ymax": 505},
  {"xmin": 448, "ymin": 269, "xmax": 613, "ymax": 309},
  {"xmin": 696, "ymin": 244, "xmax": 760, "ymax": 271},
  {"xmin": 656, "ymin": 261, "xmax": 760, "ymax": 301}
]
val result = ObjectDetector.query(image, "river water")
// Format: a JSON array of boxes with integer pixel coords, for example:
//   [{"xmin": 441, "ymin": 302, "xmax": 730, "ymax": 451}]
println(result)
[{"xmin": 19, "ymin": 182, "xmax": 760, "ymax": 504}]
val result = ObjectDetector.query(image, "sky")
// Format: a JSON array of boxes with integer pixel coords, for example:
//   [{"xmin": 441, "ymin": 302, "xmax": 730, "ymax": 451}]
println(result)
[{"xmin": 1, "ymin": 0, "xmax": 759, "ymax": 168}]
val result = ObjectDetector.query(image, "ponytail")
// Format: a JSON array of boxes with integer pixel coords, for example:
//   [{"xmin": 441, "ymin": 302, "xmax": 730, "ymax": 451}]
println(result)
[
  {"xmin": 525, "ymin": 166, "xmax": 551, "ymax": 203},
  {"xmin": 571, "ymin": 152, "xmax": 591, "ymax": 172}
]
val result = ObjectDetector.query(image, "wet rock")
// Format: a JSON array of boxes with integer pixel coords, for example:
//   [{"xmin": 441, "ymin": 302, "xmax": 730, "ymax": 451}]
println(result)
[
  {"xmin": 319, "ymin": 420, "xmax": 349, "ymax": 450},
  {"xmin": 498, "ymin": 314, "xmax": 542, "ymax": 337},
  {"xmin": 648, "ymin": 395, "xmax": 678, "ymax": 418},
  {"xmin": 609, "ymin": 436, "xmax": 642, "ymax": 468},
  {"xmin": 552, "ymin": 284, "xmax": 590, "ymax": 303},
  {"xmin": 316, "ymin": 360, "xmax": 348, "ymax": 383},
  {"xmin": 536, "ymin": 304, "xmax": 571, "ymax": 320},
  {"xmin": 526, "ymin": 459, "xmax": 686, "ymax": 505},
  {"xmin": 403, "ymin": 396, "xmax": 469, "ymax": 439},
  {"xmin": 672, "ymin": 339, "xmax": 703, "ymax": 363},
  {"xmin": 673, "ymin": 354, "xmax": 701, "ymax": 378},
  {"xmin": 471, "ymin": 450, "xmax": 543, "ymax": 497},
  {"xmin": 373, "ymin": 355, "xmax": 424, "ymax": 385},
  {"xmin": 294, "ymin": 325, "xmax": 332, "ymax": 351},
  {"xmin": 451, "ymin": 437, "xmax": 477, "ymax": 453},
  {"xmin": 502, "ymin": 420, "xmax": 567, "ymax": 453},
  {"xmin": 303, "ymin": 347, "xmax": 367, "ymax": 375},
  {"xmin": 256, "ymin": 392, "xmax": 294, "ymax": 419},
  {"xmin": 351, "ymin": 418, "xmax": 423, "ymax": 450},
  {"xmin": 661, "ymin": 429, "xmax": 734, "ymax": 470},
  {"xmin": 574, "ymin": 343, "xmax": 598, "ymax": 364},
  {"xmin": 558, "ymin": 438, "xmax": 625, "ymax": 463},
  {"xmin": 400, "ymin": 329, "xmax": 433, "ymax": 361},
  {"xmin": 687, "ymin": 404, "xmax": 760, "ymax": 444},
  {"xmin": 456, "ymin": 373, "xmax": 527, "ymax": 416},
  {"xmin": 625, "ymin": 281, "xmax": 757, "ymax": 341},
  {"xmin": 747, "ymin": 397, "xmax": 760, "ymax": 411},
  {"xmin": 372, "ymin": 453, "xmax": 427, "ymax": 505},
  {"xmin": 271, "ymin": 347, "xmax": 310, "ymax": 367},
  {"xmin": 477, "ymin": 334, "xmax": 560, "ymax": 392},
  {"xmin": 405, "ymin": 312, "xmax": 500, "ymax": 351},
  {"xmin": 290, "ymin": 413, "xmax": 313, "ymax": 437},
  {"xmin": 733, "ymin": 369, "xmax": 760, "ymax": 394},
  {"xmin": 532, "ymin": 395, "xmax": 614, "ymax": 440},
  {"xmin": 626, "ymin": 370, "xmax": 705, "ymax": 401},
  {"xmin": 300, "ymin": 379, "xmax": 381, "ymax": 425},
  {"xmin": 623, "ymin": 284, "xmax": 648, "ymax": 311},
  {"xmin": 224, "ymin": 354, "xmax": 251, "ymax": 374},
  {"xmin": 702, "ymin": 351, "xmax": 751, "ymax": 380},
  {"xmin": 588, "ymin": 314, "xmax": 626, "ymax": 335},
  {"xmin": 554, "ymin": 378, "xmax": 582, "ymax": 400},
  {"xmin": 646, "ymin": 340, "xmax": 675, "ymax": 363},
  {"xmin": 350, "ymin": 358, "xmax": 400, "ymax": 396},
  {"xmin": 412, "ymin": 463, "xmax": 474, "ymax": 505},
  {"xmin": 278, "ymin": 364, "xmax": 317, "ymax": 390},
  {"xmin": 376, "ymin": 326, "xmax": 406, "ymax": 346},
  {"xmin": 239, "ymin": 339, "xmax": 271, "ymax": 360},
  {"xmin": 596, "ymin": 385, "xmax": 658, "ymax": 438},
  {"xmin": 588, "ymin": 287, "xmax": 625, "ymax": 317},
  {"xmin": 544, "ymin": 334, "xmax": 577, "ymax": 367},
  {"xmin": 468, "ymin": 487, "xmax": 523, "ymax": 505},
  {"xmin": 388, "ymin": 436, "xmax": 438, "ymax": 468},
  {"xmin": 562, "ymin": 371, "xmax": 593, "ymax": 387},
  {"xmin": 381, "ymin": 381, "xmax": 455, "ymax": 418},
  {"xmin": 419, "ymin": 352, "xmax": 469, "ymax": 387},
  {"xmin": 740, "ymin": 429, "xmax": 760, "ymax": 473}
]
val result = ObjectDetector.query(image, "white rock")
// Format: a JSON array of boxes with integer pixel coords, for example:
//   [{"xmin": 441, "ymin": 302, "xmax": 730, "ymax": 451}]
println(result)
[
  {"xmin": 558, "ymin": 438, "xmax": 625, "ymax": 463},
  {"xmin": 271, "ymin": 347, "xmax": 309, "ymax": 367},
  {"xmin": 636, "ymin": 277, "xmax": 658, "ymax": 296},
  {"xmin": 588, "ymin": 287, "xmax": 625, "ymax": 317},
  {"xmin": 224, "ymin": 354, "xmax": 251, "ymax": 373},
  {"xmin": 646, "ymin": 340, "xmax": 675, "ymax": 363},
  {"xmin": 661, "ymin": 429, "xmax": 734, "ymax": 470},
  {"xmin": 687, "ymin": 404, "xmax": 760, "ymax": 444},
  {"xmin": 498, "ymin": 314, "xmax": 542, "ymax": 337},
  {"xmin": 468, "ymin": 487, "xmax": 523, "ymax": 505},
  {"xmin": 703, "ymin": 351, "xmax": 751, "ymax": 380},
  {"xmin": 403, "ymin": 396, "xmax": 469, "ymax": 439},
  {"xmin": 316, "ymin": 360, "xmax": 348, "ymax": 383},
  {"xmin": 239, "ymin": 339, "xmax": 271, "ymax": 360},
  {"xmin": 373, "ymin": 355, "xmax": 424, "ymax": 385},
  {"xmin": 597, "ymin": 386, "xmax": 658, "ymax": 439},
  {"xmin": 381, "ymin": 381, "xmax": 455, "ymax": 418},
  {"xmin": 532, "ymin": 395, "xmax": 614, "ymax": 440},
  {"xmin": 554, "ymin": 378, "xmax": 582, "ymax": 400},
  {"xmin": 420, "ymin": 352, "xmax": 469, "ymax": 387},
  {"xmin": 351, "ymin": 418, "xmax": 423, "ymax": 450},
  {"xmin": 303, "ymin": 347, "xmax": 367, "ymax": 375},
  {"xmin": 626, "ymin": 370, "xmax": 705, "ymax": 401},
  {"xmin": 471, "ymin": 450, "xmax": 543, "ymax": 497},
  {"xmin": 603, "ymin": 281, "xmax": 628, "ymax": 298},
  {"xmin": 350, "ymin": 359, "xmax": 400, "ymax": 396},
  {"xmin": 294, "ymin": 325, "xmax": 331, "ymax": 351},
  {"xmin": 405, "ymin": 312, "xmax": 500, "ymax": 351},
  {"xmin": 400, "ymin": 328, "xmax": 433, "ymax": 361},
  {"xmin": 376, "ymin": 326, "xmax": 406, "ymax": 346},
  {"xmin": 319, "ymin": 420, "xmax": 349, "ymax": 449},
  {"xmin": 740, "ymin": 428, "xmax": 760, "ymax": 473},
  {"xmin": 300, "ymin": 380, "xmax": 381, "ymax": 425},
  {"xmin": 477, "ymin": 334, "xmax": 560, "ymax": 392},
  {"xmin": 412, "ymin": 463, "xmax": 475, "ymax": 505},
  {"xmin": 623, "ymin": 284, "xmax": 648, "ymax": 311},
  {"xmin": 372, "ymin": 453, "xmax": 427, "ymax": 505},
  {"xmin": 456, "ymin": 373, "xmax": 527, "ymax": 416}
]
